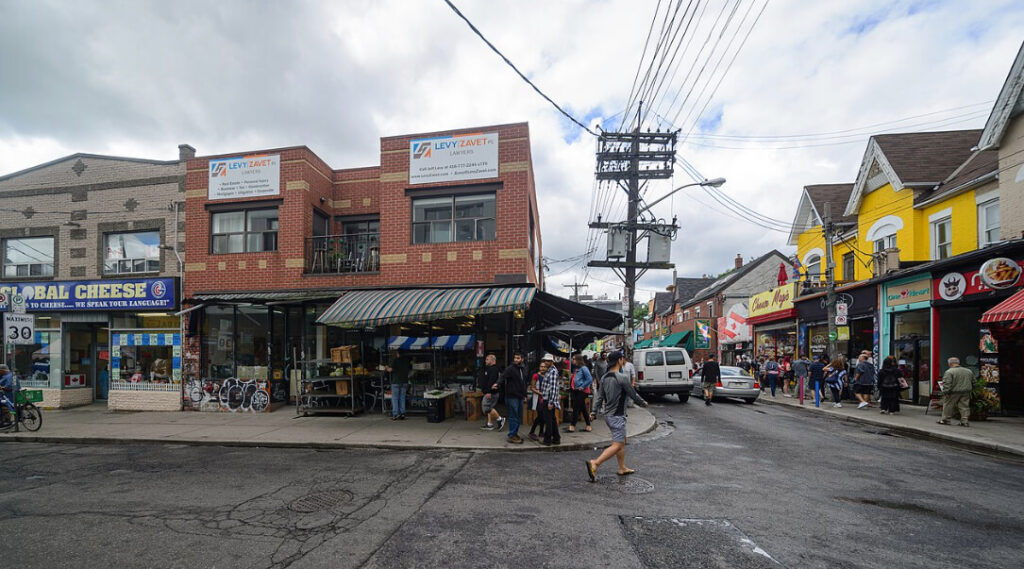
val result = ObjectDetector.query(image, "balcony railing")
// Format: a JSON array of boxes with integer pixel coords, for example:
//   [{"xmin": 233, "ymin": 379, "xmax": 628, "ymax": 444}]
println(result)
[{"xmin": 306, "ymin": 232, "xmax": 380, "ymax": 274}]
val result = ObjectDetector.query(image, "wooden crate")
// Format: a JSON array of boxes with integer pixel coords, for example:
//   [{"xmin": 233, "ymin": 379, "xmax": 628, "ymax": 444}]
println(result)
[{"xmin": 330, "ymin": 345, "xmax": 358, "ymax": 364}]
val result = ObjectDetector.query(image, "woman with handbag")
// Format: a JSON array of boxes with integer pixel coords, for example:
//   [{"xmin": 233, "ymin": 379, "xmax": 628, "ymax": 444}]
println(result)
[{"xmin": 877, "ymin": 356, "xmax": 902, "ymax": 414}]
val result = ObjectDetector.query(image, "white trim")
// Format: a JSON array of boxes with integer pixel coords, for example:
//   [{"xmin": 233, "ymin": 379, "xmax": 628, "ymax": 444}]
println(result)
[
  {"xmin": 979, "ymin": 42, "xmax": 1024, "ymax": 151},
  {"xmin": 975, "ymin": 187, "xmax": 999, "ymax": 204},
  {"xmin": 865, "ymin": 215, "xmax": 904, "ymax": 241},
  {"xmin": 802, "ymin": 248, "xmax": 824, "ymax": 268},
  {"xmin": 978, "ymin": 198, "xmax": 1000, "ymax": 247},
  {"xmin": 787, "ymin": 189, "xmax": 817, "ymax": 246},
  {"xmin": 845, "ymin": 139, "xmax": 903, "ymax": 216},
  {"xmin": 928, "ymin": 207, "xmax": 953, "ymax": 223}
]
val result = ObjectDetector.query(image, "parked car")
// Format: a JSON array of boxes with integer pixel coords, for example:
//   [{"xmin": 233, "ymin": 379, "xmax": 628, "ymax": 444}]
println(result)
[
  {"xmin": 693, "ymin": 365, "xmax": 759, "ymax": 404},
  {"xmin": 632, "ymin": 347, "xmax": 696, "ymax": 403}
]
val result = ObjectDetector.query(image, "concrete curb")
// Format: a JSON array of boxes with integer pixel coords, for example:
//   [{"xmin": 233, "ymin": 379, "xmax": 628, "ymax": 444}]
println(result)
[
  {"xmin": 759, "ymin": 398, "xmax": 1024, "ymax": 460},
  {"xmin": 0, "ymin": 409, "xmax": 659, "ymax": 453}
]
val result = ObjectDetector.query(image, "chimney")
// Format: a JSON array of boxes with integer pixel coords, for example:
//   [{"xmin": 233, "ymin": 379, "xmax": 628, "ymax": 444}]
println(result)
[
  {"xmin": 735, "ymin": 253, "xmax": 743, "ymax": 269},
  {"xmin": 178, "ymin": 144, "xmax": 196, "ymax": 161}
]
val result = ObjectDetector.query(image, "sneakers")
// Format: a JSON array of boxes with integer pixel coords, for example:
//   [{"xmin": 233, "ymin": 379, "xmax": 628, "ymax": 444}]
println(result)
[
  {"xmin": 959, "ymin": 422, "xmax": 969, "ymax": 428},
  {"xmin": 832, "ymin": 402, "xmax": 842, "ymax": 408},
  {"xmin": 495, "ymin": 417, "xmax": 506, "ymax": 432},
  {"xmin": 508, "ymin": 435, "xmax": 523, "ymax": 444},
  {"xmin": 857, "ymin": 402, "xmax": 868, "ymax": 409},
  {"xmin": 783, "ymin": 394, "xmax": 793, "ymax": 398},
  {"xmin": 705, "ymin": 399, "xmax": 712, "ymax": 406},
  {"xmin": 937, "ymin": 419, "xmax": 950, "ymax": 425},
  {"xmin": 528, "ymin": 433, "xmax": 540, "ymax": 442},
  {"xmin": 481, "ymin": 423, "xmax": 495, "ymax": 430}
]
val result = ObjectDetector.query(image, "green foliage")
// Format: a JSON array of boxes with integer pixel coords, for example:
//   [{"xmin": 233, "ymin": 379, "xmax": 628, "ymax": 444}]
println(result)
[
  {"xmin": 633, "ymin": 304, "xmax": 649, "ymax": 321},
  {"xmin": 971, "ymin": 377, "xmax": 1000, "ymax": 419}
]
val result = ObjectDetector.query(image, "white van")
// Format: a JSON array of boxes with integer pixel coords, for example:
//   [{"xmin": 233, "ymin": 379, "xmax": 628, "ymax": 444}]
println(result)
[{"xmin": 632, "ymin": 347, "xmax": 696, "ymax": 403}]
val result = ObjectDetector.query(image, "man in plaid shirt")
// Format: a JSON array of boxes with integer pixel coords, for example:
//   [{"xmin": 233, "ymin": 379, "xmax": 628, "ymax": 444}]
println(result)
[{"xmin": 539, "ymin": 353, "xmax": 561, "ymax": 445}]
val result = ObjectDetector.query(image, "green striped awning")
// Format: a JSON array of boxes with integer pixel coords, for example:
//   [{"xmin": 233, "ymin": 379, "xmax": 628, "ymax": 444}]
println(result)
[
  {"xmin": 634, "ymin": 339, "xmax": 653, "ymax": 349},
  {"xmin": 317, "ymin": 286, "xmax": 535, "ymax": 328},
  {"xmin": 662, "ymin": 331, "xmax": 691, "ymax": 347}
]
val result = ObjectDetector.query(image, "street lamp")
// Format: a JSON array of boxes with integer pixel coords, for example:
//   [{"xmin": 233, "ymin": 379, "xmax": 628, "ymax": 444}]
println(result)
[{"xmin": 638, "ymin": 177, "xmax": 726, "ymax": 216}]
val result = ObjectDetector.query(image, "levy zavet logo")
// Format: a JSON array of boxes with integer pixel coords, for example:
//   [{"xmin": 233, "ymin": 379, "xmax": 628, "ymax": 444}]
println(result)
[
  {"xmin": 210, "ymin": 162, "xmax": 228, "ymax": 178},
  {"xmin": 412, "ymin": 142, "xmax": 432, "ymax": 159}
]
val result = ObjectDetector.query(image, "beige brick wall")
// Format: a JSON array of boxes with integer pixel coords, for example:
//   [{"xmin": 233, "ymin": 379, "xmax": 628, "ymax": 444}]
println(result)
[
  {"xmin": 999, "ymin": 116, "xmax": 1024, "ymax": 240},
  {"xmin": 108, "ymin": 390, "xmax": 181, "ymax": 411},
  {"xmin": 38, "ymin": 387, "xmax": 94, "ymax": 409},
  {"xmin": 0, "ymin": 154, "xmax": 186, "ymax": 281}
]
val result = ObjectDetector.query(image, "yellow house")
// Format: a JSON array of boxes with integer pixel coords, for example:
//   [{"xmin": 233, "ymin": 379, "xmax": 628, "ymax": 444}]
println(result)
[
  {"xmin": 790, "ymin": 130, "xmax": 1000, "ymax": 281},
  {"xmin": 789, "ymin": 184, "xmax": 857, "ymax": 283}
]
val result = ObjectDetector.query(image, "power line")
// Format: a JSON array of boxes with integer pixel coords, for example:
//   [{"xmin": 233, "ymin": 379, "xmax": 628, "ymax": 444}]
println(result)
[{"xmin": 442, "ymin": 0, "xmax": 597, "ymax": 137}]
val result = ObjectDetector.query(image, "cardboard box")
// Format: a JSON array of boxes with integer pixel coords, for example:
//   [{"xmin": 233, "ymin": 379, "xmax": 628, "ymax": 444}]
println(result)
[
  {"xmin": 331, "ymin": 345, "xmax": 358, "ymax": 364},
  {"xmin": 252, "ymin": 366, "xmax": 268, "ymax": 380},
  {"xmin": 335, "ymin": 379, "xmax": 350, "ymax": 396}
]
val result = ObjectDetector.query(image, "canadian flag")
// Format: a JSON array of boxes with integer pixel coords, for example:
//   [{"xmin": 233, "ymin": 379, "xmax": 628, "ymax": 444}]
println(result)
[{"xmin": 720, "ymin": 304, "xmax": 751, "ymax": 342}]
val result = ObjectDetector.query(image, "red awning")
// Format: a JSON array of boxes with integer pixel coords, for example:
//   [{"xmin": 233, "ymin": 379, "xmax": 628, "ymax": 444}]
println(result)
[{"xmin": 980, "ymin": 288, "xmax": 1024, "ymax": 324}]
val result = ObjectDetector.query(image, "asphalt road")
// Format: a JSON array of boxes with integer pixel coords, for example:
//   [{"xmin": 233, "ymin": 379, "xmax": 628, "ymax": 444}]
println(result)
[{"xmin": 2, "ymin": 397, "xmax": 1021, "ymax": 569}]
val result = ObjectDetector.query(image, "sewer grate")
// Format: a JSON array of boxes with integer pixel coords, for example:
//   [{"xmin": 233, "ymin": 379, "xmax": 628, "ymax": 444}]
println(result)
[
  {"xmin": 599, "ymin": 475, "xmax": 655, "ymax": 494},
  {"xmin": 289, "ymin": 490, "xmax": 353, "ymax": 513}
]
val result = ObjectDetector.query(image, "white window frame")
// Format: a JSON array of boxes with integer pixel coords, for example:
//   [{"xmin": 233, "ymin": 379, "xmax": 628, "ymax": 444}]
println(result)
[
  {"xmin": 3, "ymin": 236, "xmax": 54, "ymax": 278},
  {"xmin": 977, "ymin": 198, "xmax": 1000, "ymax": 247},
  {"xmin": 706, "ymin": 301, "xmax": 714, "ymax": 317},
  {"xmin": 103, "ymin": 230, "xmax": 161, "ymax": 275},
  {"xmin": 805, "ymin": 255, "xmax": 822, "ymax": 281},
  {"xmin": 929, "ymin": 208, "xmax": 953, "ymax": 260},
  {"xmin": 683, "ymin": 310, "xmax": 690, "ymax": 320},
  {"xmin": 694, "ymin": 306, "xmax": 701, "ymax": 317}
]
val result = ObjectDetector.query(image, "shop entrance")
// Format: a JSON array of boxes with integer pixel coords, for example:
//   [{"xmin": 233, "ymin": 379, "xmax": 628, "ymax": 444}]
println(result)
[
  {"xmin": 64, "ymin": 322, "xmax": 109, "ymax": 400},
  {"xmin": 894, "ymin": 337, "xmax": 930, "ymax": 405}
]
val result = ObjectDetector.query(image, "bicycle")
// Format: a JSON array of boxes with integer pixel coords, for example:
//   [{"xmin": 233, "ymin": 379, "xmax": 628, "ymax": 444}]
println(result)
[{"xmin": 0, "ymin": 389, "xmax": 43, "ymax": 432}]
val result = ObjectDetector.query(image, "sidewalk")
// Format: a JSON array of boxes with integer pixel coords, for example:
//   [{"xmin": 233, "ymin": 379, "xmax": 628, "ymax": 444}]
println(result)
[
  {"xmin": 0, "ymin": 403, "xmax": 656, "ymax": 452},
  {"xmin": 759, "ymin": 392, "xmax": 1024, "ymax": 458}
]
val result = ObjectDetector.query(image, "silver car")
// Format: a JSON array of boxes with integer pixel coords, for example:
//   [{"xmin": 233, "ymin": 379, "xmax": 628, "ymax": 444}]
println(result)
[{"xmin": 693, "ymin": 365, "xmax": 759, "ymax": 404}]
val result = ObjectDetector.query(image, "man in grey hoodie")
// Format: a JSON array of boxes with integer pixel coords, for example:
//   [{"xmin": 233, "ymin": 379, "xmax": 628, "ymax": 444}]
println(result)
[{"xmin": 585, "ymin": 351, "xmax": 648, "ymax": 482}]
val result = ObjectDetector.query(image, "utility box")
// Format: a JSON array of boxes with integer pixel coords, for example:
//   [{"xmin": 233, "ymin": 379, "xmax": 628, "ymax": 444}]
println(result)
[
  {"xmin": 607, "ymin": 227, "xmax": 629, "ymax": 259},
  {"xmin": 647, "ymin": 232, "xmax": 672, "ymax": 263}
]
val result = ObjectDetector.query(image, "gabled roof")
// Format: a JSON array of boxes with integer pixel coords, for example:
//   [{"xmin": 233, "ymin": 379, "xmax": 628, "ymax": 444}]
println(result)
[
  {"xmin": 652, "ymin": 292, "xmax": 673, "ymax": 317},
  {"xmin": 660, "ymin": 277, "xmax": 716, "ymax": 315},
  {"xmin": 979, "ymin": 40, "xmax": 1024, "ymax": 151},
  {"xmin": 914, "ymin": 148, "xmax": 999, "ymax": 208},
  {"xmin": 683, "ymin": 249, "xmax": 791, "ymax": 307},
  {"xmin": 845, "ymin": 130, "xmax": 981, "ymax": 215},
  {"xmin": 0, "ymin": 152, "xmax": 180, "ymax": 182},
  {"xmin": 790, "ymin": 184, "xmax": 856, "ymax": 244}
]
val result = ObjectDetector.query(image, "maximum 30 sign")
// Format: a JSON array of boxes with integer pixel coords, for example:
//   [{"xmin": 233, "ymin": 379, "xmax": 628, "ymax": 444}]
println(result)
[{"xmin": 4, "ymin": 313, "xmax": 34, "ymax": 345}]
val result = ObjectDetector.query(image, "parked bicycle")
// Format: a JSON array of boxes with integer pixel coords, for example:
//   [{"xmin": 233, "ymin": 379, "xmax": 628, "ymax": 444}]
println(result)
[{"xmin": 0, "ymin": 389, "xmax": 43, "ymax": 432}]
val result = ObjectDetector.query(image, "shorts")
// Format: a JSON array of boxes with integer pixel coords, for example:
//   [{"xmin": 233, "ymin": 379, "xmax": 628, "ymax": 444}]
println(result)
[
  {"xmin": 855, "ymin": 384, "xmax": 874, "ymax": 395},
  {"xmin": 605, "ymin": 414, "xmax": 627, "ymax": 443},
  {"xmin": 702, "ymin": 380, "xmax": 717, "ymax": 392},
  {"xmin": 482, "ymin": 393, "xmax": 498, "ymax": 413}
]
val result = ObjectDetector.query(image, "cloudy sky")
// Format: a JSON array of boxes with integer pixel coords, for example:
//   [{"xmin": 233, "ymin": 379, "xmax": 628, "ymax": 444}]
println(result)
[{"xmin": 2, "ymin": 0, "xmax": 1022, "ymax": 302}]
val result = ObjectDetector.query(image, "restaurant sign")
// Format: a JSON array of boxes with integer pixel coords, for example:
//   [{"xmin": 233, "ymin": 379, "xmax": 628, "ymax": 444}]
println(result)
[
  {"xmin": 885, "ymin": 277, "xmax": 931, "ymax": 308},
  {"xmin": 748, "ymin": 283, "xmax": 796, "ymax": 318},
  {"xmin": 0, "ymin": 278, "xmax": 175, "ymax": 311},
  {"xmin": 932, "ymin": 258, "xmax": 1024, "ymax": 302}
]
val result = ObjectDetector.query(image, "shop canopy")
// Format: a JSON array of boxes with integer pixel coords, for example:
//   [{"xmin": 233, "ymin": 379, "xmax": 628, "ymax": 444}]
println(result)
[
  {"xmin": 980, "ymin": 288, "xmax": 1024, "ymax": 325},
  {"xmin": 661, "ymin": 331, "xmax": 691, "ymax": 348},
  {"xmin": 318, "ymin": 286, "xmax": 536, "ymax": 328},
  {"xmin": 530, "ymin": 290, "xmax": 623, "ymax": 330},
  {"xmin": 634, "ymin": 339, "xmax": 654, "ymax": 349}
]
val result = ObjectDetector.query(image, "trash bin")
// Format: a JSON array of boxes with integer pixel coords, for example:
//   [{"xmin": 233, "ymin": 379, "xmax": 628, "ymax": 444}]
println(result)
[{"xmin": 426, "ymin": 398, "xmax": 445, "ymax": 423}]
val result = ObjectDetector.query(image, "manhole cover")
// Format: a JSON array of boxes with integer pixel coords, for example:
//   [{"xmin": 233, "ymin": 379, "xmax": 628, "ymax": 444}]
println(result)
[
  {"xmin": 599, "ymin": 476, "xmax": 655, "ymax": 494},
  {"xmin": 289, "ymin": 490, "xmax": 353, "ymax": 512}
]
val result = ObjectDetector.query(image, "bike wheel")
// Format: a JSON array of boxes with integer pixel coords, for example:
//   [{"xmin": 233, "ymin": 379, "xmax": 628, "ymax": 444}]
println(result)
[{"xmin": 20, "ymin": 403, "xmax": 42, "ymax": 432}]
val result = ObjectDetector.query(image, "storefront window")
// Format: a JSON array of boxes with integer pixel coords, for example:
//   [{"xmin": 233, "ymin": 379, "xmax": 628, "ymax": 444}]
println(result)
[
  {"xmin": 203, "ymin": 305, "xmax": 235, "ymax": 378},
  {"xmin": 103, "ymin": 231, "xmax": 160, "ymax": 274},
  {"xmin": 236, "ymin": 305, "xmax": 269, "ymax": 367},
  {"xmin": 3, "ymin": 236, "xmax": 54, "ymax": 278},
  {"xmin": 4, "ymin": 316, "xmax": 61, "ymax": 388},
  {"xmin": 110, "ymin": 331, "xmax": 179, "ymax": 386}
]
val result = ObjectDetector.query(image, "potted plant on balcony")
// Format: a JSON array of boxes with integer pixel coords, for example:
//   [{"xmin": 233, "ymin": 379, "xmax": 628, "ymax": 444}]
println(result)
[{"xmin": 970, "ymin": 377, "xmax": 999, "ymax": 421}]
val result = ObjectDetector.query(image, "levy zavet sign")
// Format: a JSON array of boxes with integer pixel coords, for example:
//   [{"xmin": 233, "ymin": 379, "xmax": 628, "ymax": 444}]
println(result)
[
  {"xmin": 409, "ymin": 132, "xmax": 498, "ymax": 185},
  {"xmin": 208, "ymin": 154, "xmax": 280, "ymax": 200}
]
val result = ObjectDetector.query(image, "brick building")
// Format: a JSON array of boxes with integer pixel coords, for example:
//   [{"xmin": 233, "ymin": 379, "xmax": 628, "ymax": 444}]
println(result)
[{"xmin": 0, "ymin": 146, "xmax": 192, "ymax": 409}]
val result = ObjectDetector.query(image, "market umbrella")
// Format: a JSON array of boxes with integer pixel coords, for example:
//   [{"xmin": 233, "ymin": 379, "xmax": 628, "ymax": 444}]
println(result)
[{"xmin": 535, "ymin": 321, "xmax": 622, "ymax": 378}]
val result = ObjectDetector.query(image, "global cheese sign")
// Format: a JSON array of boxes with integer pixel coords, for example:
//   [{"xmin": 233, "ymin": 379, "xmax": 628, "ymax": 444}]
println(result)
[
  {"xmin": 409, "ymin": 132, "xmax": 498, "ymax": 185},
  {"xmin": 0, "ymin": 278, "xmax": 175, "ymax": 311}
]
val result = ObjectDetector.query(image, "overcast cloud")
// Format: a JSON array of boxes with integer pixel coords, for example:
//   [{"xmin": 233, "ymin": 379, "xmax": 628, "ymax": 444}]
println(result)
[{"xmin": 1, "ymin": 0, "xmax": 1022, "ymax": 302}]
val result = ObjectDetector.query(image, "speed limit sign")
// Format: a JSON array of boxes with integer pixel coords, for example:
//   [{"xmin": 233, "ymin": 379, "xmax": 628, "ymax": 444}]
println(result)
[{"xmin": 4, "ymin": 313, "xmax": 34, "ymax": 345}]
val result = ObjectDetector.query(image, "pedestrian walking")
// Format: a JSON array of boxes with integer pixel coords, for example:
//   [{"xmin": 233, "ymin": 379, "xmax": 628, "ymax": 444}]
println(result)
[
  {"xmin": 808, "ymin": 354, "xmax": 827, "ymax": 407},
  {"xmin": 853, "ymin": 353, "xmax": 877, "ymax": 409},
  {"xmin": 877, "ymin": 356, "xmax": 902, "ymax": 414},
  {"xmin": 764, "ymin": 356, "xmax": 781, "ymax": 397},
  {"xmin": 781, "ymin": 356, "xmax": 793, "ymax": 397},
  {"xmin": 478, "ymin": 354, "xmax": 505, "ymax": 430},
  {"xmin": 568, "ymin": 354, "xmax": 593, "ymax": 433},
  {"xmin": 622, "ymin": 352, "xmax": 638, "ymax": 408},
  {"xmin": 539, "ymin": 354, "xmax": 562, "ymax": 445},
  {"xmin": 738, "ymin": 356, "xmax": 752, "ymax": 374},
  {"xmin": 937, "ymin": 357, "xmax": 974, "ymax": 427},
  {"xmin": 825, "ymin": 357, "xmax": 847, "ymax": 408},
  {"xmin": 700, "ymin": 354, "xmax": 720, "ymax": 406},
  {"xmin": 793, "ymin": 353, "xmax": 810, "ymax": 400},
  {"xmin": 386, "ymin": 353, "xmax": 411, "ymax": 420},
  {"xmin": 494, "ymin": 352, "xmax": 528, "ymax": 444},
  {"xmin": 527, "ymin": 360, "xmax": 549, "ymax": 441},
  {"xmin": 594, "ymin": 352, "xmax": 608, "ymax": 383},
  {"xmin": 585, "ymin": 351, "xmax": 648, "ymax": 482}
]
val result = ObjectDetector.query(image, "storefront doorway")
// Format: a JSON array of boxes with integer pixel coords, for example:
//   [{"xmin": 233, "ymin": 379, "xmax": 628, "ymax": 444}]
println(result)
[
  {"xmin": 894, "ymin": 337, "xmax": 930, "ymax": 405},
  {"xmin": 65, "ymin": 322, "xmax": 106, "ymax": 400}
]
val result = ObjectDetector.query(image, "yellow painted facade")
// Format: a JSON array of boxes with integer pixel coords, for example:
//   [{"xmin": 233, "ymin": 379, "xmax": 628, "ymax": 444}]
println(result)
[{"xmin": 796, "ymin": 182, "xmax": 982, "ymax": 283}]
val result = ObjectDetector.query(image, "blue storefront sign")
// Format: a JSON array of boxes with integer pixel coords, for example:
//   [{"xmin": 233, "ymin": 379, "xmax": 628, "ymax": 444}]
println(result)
[{"xmin": 0, "ymin": 278, "xmax": 176, "ymax": 311}]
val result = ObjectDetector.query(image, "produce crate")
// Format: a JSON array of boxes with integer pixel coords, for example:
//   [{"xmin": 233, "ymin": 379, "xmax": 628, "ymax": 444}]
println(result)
[
  {"xmin": 330, "ymin": 345, "xmax": 358, "ymax": 364},
  {"xmin": 16, "ymin": 389, "xmax": 43, "ymax": 404}
]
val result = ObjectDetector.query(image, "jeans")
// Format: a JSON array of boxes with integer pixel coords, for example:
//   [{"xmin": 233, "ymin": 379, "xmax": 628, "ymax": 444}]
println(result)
[
  {"xmin": 569, "ymin": 390, "xmax": 591, "ymax": 427},
  {"xmin": 542, "ymin": 404, "xmax": 561, "ymax": 444},
  {"xmin": 829, "ymin": 384, "xmax": 842, "ymax": 404},
  {"xmin": 506, "ymin": 398, "xmax": 523, "ymax": 438},
  {"xmin": 768, "ymin": 374, "xmax": 779, "ymax": 396},
  {"xmin": 390, "ymin": 383, "xmax": 407, "ymax": 417}
]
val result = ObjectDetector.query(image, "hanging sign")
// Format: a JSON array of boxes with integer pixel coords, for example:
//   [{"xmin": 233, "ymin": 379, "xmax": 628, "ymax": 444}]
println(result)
[
  {"xmin": 979, "ymin": 257, "xmax": 1022, "ymax": 290},
  {"xmin": 695, "ymin": 319, "xmax": 712, "ymax": 349},
  {"xmin": 4, "ymin": 313, "xmax": 35, "ymax": 345}
]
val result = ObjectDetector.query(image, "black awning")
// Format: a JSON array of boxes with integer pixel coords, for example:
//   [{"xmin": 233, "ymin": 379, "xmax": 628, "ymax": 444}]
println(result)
[{"xmin": 529, "ymin": 290, "xmax": 623, "ymax": 330}]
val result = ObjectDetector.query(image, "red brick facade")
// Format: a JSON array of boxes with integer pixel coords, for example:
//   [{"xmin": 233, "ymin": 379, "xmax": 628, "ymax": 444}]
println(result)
[{"xmin": 184, "ymin": 123, "xmax": 542, "ymax": 297}]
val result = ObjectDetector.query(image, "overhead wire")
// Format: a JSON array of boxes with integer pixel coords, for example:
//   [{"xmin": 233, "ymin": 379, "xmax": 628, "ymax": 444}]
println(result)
[{"xmin": 620, "ymin": 0, "xmax": 669, "ymax": 130}]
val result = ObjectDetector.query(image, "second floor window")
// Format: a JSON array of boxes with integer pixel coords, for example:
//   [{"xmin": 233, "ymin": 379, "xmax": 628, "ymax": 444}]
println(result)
[
  {"xmin": 805, "ymin": 254, "xmax": 822, "ymax": 280},
  {"xmin": 979, "ymin": 199, "xmax": 1000, "ymax": 246},
  {"xmin": 104, "ymin": 231, "xmax": 160, "ymax": 274},
  {"xmin": 932, "ymin": 217, "xmax": 952, "ymax": 260},
  {"xmin": 3, "ymin": 237, "xmax": 53, "ymax": 278},
  {"xmin": 842, "ymin": 253, "xmax": 855, "ymax": 281},
  {"xmin": 212, "ymin": 208, "xmax": 278, "ymax": 254},
  {"xmin": 412, "ymin": 194, "xmax": 495, "ymax": 244}
]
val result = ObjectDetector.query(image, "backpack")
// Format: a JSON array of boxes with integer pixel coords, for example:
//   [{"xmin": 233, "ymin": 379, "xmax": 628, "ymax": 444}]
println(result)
[{"xmin": 765, "ymin": 361, "xmax": 779, "ymax": 375}]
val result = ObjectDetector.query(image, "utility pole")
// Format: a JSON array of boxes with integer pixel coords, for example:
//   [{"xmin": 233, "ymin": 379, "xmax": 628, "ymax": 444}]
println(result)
[
  {"xmin": 563, "ymin": 281, "xmax": 588, "ymax": 302},
  {"xmin": 588, "ymin": 103, "xmax": 678, "ymax": 347},
  {"xmin": 824, "ymin": 202, "xmax": 838, "ymax": 358}
]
